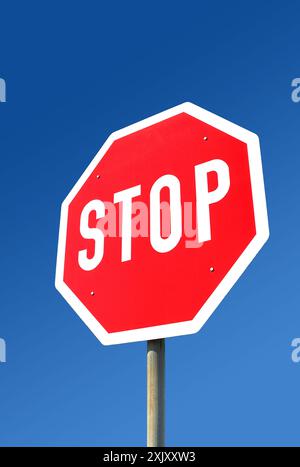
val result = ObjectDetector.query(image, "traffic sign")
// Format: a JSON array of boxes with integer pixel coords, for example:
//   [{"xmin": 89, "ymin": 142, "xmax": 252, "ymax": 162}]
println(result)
[{"xmin": 55, "ymin": 102, "xmax": 269, "ymax": 345}]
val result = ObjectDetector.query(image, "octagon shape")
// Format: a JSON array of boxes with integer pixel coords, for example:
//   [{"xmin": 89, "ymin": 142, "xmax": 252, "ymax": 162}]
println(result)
[{"xmin": 55, "ymin": 102, "xmax": 269, "ymax": 345}]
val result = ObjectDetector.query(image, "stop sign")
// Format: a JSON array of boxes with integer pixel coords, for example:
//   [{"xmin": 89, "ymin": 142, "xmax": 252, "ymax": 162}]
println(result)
[{"xmin": 55, "ymin": 102, "xmax": 269, "ymax": 345}]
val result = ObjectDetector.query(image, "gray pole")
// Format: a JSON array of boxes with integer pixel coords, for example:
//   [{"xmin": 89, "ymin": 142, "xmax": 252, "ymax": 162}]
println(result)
[{"xmin": 147, "ymin": 339, "xmax": 165, "ymax": 447}]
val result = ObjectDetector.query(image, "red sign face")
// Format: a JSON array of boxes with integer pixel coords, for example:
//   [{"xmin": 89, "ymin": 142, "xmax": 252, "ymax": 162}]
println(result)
[{"xmin": 56, "ymin": 103, "xmax": 269, "ymax": 345}]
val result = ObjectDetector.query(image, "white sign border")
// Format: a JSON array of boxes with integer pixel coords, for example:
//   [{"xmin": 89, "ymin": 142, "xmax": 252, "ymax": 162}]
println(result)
[{"xmin": 55, "ymin": 102, "xmax": 269, "ymax": 345}]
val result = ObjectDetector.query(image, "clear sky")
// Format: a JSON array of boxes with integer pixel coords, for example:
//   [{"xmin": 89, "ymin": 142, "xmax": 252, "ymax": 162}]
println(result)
[{"xmin": 0, "ymin": 1, "xmax": 299, "ymax": 447}]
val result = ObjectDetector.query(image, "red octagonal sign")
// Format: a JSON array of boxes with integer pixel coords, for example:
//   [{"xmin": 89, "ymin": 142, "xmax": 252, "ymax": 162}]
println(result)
[{"xmin": 55, "ymin": 103, "xmax": 269, "ymax": 345}]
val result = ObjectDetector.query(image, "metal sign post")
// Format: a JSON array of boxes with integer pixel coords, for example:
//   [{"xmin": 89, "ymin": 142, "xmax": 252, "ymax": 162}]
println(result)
[{"xmin": 147, "ymin": 339, "xmax": 165, "ymax": 447}]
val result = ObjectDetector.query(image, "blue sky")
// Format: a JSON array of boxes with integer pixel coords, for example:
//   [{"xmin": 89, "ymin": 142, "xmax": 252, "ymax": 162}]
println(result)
[{"xmin": 0, "ymin": 1, "xmax": 300, "ymax": 446}]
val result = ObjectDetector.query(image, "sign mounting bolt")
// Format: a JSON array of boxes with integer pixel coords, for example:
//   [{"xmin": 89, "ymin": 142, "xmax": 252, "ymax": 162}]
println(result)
[{"xmin": 210, "ymin": 267, "xmax": 214, "ymax": 272}]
